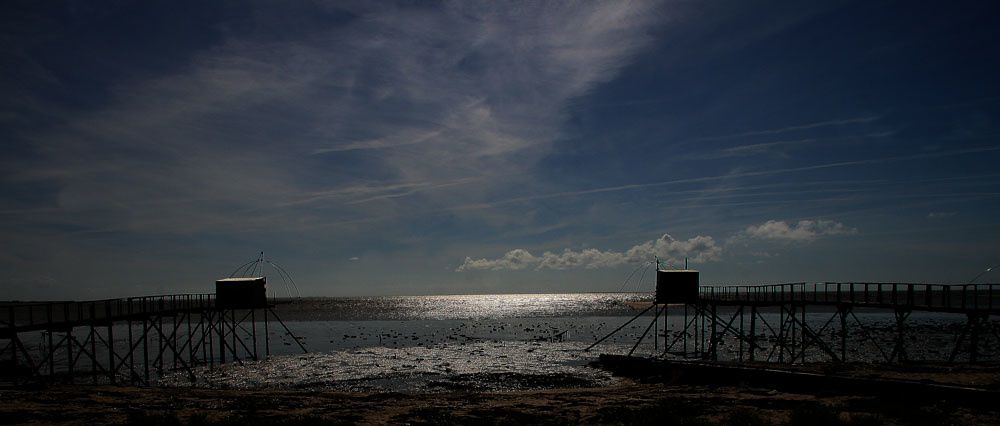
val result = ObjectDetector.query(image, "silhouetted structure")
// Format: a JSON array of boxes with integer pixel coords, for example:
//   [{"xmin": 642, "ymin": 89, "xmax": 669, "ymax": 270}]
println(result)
[
  {"xmin": 0, "ymin": 290, "xmax": 306, "ymax": 386},
  {"xmin": 655, "ymin": 269, "xmax": 699, "ymax": 304},
  {"xmin": 216, "ymin": 277, "xmax": 268, "ymax": 309},
  {"xmin": 591, "ymin": 276, "xmax": 1000, "ymax": 363}
]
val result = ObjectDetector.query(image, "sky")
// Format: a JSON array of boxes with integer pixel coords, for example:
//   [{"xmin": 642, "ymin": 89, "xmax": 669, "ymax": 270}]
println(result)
[{"xmin": 2, "ymin": 0, "xmax": 1000, "ymax": 299}]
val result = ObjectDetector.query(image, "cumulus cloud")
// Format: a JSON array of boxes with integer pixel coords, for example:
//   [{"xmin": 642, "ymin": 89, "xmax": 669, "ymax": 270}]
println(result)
[
  {"xmin": 456, "ymin": 234, "xmax": 722, "ymax": 271},
  {"xmin": 458, "ymin": 248, "xmax": 540, "ymax": 271},
  {"xmin": 459, "ymin": 219, "xmax": 856, "ymax": 272},
  {"xmin": 738, "ymin": 219, "xmax": 856, "ymax": 242},
  {"xmin": 624, "ymin": 234, "xmax": 723, "ymax": 264}
]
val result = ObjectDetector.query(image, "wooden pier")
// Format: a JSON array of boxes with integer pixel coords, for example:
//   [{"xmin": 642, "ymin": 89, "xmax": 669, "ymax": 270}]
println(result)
[
  {"xmin": 594, "ymin": 282, "xmax": 1000, "ymax": 364},
  {"xmin": 0, "ymin": 294, "xmax": 306, "ymax": 386}
]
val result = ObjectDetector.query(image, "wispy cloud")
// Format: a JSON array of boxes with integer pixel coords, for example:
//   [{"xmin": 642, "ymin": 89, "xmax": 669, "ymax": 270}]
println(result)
[
  {"xmin": 735, "ymin": 220, "xmax": 857, "ymax": 242},
  {"xmin": 687, "ymin": 131, "xmax": 895, "ymax": 160},
  {"xmin": 0, "ymin": 2, "xmax": 667, "ymax": 235},
  {"xmin": 443, "ymin": 145, "xmax": 1000, "ymax": 212},
  {"xmin": 927, "ymin": 211, "xmax": 957, "ymax": 219},
  {"xmin": 689, "ymin": 116, "xmax": 880, "ymax": 143},
  {"xmin": 310, "ymin": 130, "xmax": 443, "ymax": 154}
]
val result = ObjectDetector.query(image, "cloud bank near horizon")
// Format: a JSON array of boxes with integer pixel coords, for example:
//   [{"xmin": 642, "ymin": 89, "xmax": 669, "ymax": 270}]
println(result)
[
  {"xmin": 457, "ymin": 219, "xmax": 856, "ymax": 271},
  {"xmin": 457, "ymin": 234, "xmax": 721, "ymax": 271}
]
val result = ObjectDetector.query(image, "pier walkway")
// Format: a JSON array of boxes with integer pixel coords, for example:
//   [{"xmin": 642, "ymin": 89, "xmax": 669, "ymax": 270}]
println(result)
[
  {"xmin": 0, "ymin": 294, "xmax": 305, "ymax": 386},
  {"xmin": 596, "ymin": 282, "xmax": 1000, "ymax": 364}
]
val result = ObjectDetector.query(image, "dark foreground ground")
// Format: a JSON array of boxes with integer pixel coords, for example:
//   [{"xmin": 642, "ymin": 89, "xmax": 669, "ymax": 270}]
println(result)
[
  {"xmin": 0, "ymin": 365, "xmax": 1000, "ymax": 426},
  {"xmin": 1, "ymin": 378, "xmax": 999, "ymax": 426}
]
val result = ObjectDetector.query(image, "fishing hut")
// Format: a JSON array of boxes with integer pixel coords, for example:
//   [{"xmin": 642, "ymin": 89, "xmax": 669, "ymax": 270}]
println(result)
[
  {"xmin": 216, "ymin": 277, "xmax": 268, "ymax": 309},
  {"xmin": 587, "ymin": 260, "xmax": 698, "ymax": 356},
  {"xmin": 655, "ymin": 269, "xmax": 699, "ymax": 304}
]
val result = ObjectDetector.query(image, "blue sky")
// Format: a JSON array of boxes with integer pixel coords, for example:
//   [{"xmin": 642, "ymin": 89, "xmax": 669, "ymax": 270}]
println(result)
[{"xmin": 2, "ymin": 1, "xmax": 999, "ymax": 299}]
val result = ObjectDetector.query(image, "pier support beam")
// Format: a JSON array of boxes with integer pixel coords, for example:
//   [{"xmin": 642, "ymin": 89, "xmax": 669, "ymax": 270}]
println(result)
[
  {"xmin": 890, "ymin": 309, "xmax": 911, "ymax": 363},
  {"xmin": 1, "ymin": 296, "xmax": 308, "ymax": 387}
]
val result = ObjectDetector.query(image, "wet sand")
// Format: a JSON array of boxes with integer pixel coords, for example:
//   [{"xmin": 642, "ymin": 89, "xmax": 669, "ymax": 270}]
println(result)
[{"xmin": 3, "ymin": 371, "xmax": 999, "ymax": 425}]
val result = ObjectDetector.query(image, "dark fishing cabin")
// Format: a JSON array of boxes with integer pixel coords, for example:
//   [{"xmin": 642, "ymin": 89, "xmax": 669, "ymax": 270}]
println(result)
[
  {"xmin": 216, "ymin": 276, "xmax": 267, "ymax": 309},
  {"xmin": 655, "ymin": 269, "xmax": 699, "ymax": 304}
]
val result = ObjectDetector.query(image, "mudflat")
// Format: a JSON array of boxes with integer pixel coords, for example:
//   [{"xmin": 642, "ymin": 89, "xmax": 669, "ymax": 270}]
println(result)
[{"xmin": 1, "ymin": 378, "xmax": 998, "ymax": 425}]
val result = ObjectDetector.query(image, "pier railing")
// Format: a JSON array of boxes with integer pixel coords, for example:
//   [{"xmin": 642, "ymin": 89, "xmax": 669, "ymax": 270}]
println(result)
[
  {"xmin": 700, "ymin": 282, "xmax": 1000, "ymax": 313},
  {"xmin": 1, "ymin": 294, "xmax": 216, "ymax": 332},
  {"xmin": 0, "ymin": 292, "xmax": 307, "ymax": 386}
]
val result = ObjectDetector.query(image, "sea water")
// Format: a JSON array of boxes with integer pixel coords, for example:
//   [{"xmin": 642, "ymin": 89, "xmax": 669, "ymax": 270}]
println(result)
[
  {"xmin": 155, "ymin": 293, "xmax": 993, "ymax": 392},
  {"xmin": 159, "ymin": 293, "xmax": 647, "ymax": 392}
]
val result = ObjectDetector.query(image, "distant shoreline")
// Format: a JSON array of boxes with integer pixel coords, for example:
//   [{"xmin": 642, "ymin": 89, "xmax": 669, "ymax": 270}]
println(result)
[{"xmin": 0, "ymin": 291, "xmax": 655, "ymax": 304}]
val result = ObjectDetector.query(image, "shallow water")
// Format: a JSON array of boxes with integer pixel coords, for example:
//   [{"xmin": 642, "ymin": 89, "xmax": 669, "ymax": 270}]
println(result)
[
  {"xmin": 270, "ymin": 292, "xmax": 648, "ymax": 321},
  {"xmin": 157, "ymin": 293, "xmax": 652, "ymax": 392},
  {"xmin": 158, "ymin": 314, "xmax": 644, "ymax": 392},
  {"xmin": 160, "ymin": 340, "xmax": 622, "ymax": 392},
  {"xmin": 155, "ymin": 294, "xmax": 997, "ymax": 392}
]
